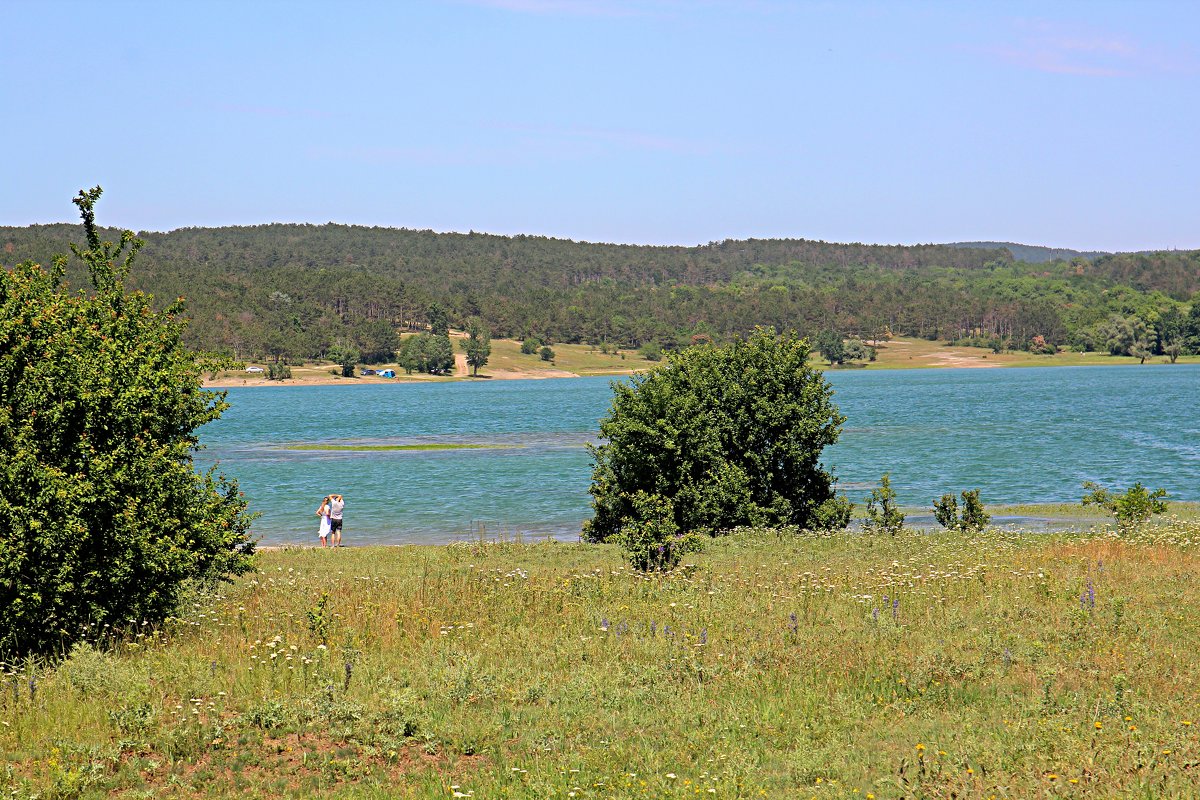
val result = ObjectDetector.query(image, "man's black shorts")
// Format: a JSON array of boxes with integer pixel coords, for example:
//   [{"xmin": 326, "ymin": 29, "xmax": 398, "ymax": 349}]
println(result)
[{"xmin": 330, "ymin": 518, "xmax": 343, "ymax": 533}]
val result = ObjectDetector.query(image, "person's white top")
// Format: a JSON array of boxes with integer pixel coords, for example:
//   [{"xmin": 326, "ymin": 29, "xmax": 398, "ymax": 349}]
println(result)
[{"xmin": 330, "ymin": 498, "xmax": 345, "ymax": 520}]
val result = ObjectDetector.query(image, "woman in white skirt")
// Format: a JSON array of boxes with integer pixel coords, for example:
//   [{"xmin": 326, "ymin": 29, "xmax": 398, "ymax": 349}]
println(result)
[{"xmin": 315, "ymin": 495, "xmax": 332, "ymax": 547}]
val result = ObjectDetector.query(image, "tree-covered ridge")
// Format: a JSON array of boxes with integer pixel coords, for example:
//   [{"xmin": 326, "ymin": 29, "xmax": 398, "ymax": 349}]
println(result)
[
  {"xmin": 947, "ymin": 241, "xmax": 1111, "ymax": 264},
  {"xmin": 2, "ymin": 222, "xmax": 1198, "ymax": 363}
]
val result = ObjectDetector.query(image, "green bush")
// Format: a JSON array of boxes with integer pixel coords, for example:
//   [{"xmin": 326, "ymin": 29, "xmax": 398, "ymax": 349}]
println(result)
[
  {"xmin": 612, "ymin": 492, "xmax": 704, "ymax": 572},
  {"xmin": 584, "ymin": 327, "xmax": 850, "ymax": 551},
  {"xmin": 520, "ymin": 337, "xmax": 541, "ymax": 355},
  {"xmin": 932, "ymin": 489, "xmax": 991, "ymax": 533},
  {"xmin": 638, "ymin": 341, "xmax": 663, "ymax": 362},
  {"xmin": 539, "ymin": 345, "xmax": 555, "ymax": 362},
  {"xmin": 267, "ymin": 361, "xmax": 292, "ymax": 380},
  {"xmin": 1082, "ymin": 481, "xmax": 1168, "ymax": 525},
  {"xmin": 398, "ymin": 333, "xmax": 454, "ymax": 374},
  {"xmin": 328, "ymin": 346, "xmax": 360, "ymax": 377},
  {"xmin": 863, "ymin": 473, "xmax": 905, "ymax": 535},
  {"xmin": 0, "ymin": 188, "xmax": 256, "ymax": 659}
]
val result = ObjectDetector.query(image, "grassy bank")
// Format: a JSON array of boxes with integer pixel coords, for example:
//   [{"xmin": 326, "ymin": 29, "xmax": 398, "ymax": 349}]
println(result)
[
  {"xmin": 5, "ymin": 521, "xmax": 1200, "ymax": 798},
  {"xmin": 212, "ymin": 336, "xmax": 1200, "ymax": 387}
]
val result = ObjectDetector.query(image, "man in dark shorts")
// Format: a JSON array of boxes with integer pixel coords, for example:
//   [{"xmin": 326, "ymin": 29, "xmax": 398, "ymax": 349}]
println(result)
[{"xmin": 329, "ymin": 494, "xmax": 345, "ymax": 546}]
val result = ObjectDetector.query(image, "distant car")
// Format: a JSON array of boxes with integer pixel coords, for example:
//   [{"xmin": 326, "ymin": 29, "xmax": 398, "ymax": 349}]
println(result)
[
  {"xmin": 361, "ymin": 369, "xmax": 377, "ymax": 376},
  {"xmin": 245, "ymin": 366, "xmax": 265, "ymax": 373}
]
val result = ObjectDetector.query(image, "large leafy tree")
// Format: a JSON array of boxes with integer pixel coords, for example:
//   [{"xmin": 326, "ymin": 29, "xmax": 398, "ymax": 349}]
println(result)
[
  {"xmin": 584, "ymin": 328, "xmax": 851, "ymax": 551},
  {"xmin": 0, "ymin": 188, "xmax": 256, "ymax": 658}
]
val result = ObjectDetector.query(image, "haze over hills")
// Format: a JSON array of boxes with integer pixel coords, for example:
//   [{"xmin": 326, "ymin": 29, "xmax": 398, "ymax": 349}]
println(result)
[
  {"xmin": 2, "ymin": 222, "xmax": 1198, "ymax": 365},
  {"xmin": 945, "ymin": 241, "xmax": 1113, "ymax": 264}
]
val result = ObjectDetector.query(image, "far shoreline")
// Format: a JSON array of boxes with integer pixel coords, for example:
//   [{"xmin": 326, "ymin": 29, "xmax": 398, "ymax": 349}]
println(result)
[{"xmin": 204, "ymin": 349, "xmax": 1198, "ymax": 389}]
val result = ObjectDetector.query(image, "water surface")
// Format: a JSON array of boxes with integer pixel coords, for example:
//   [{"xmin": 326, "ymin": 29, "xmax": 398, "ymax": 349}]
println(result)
[{"xmin": 198, "ymin": 365, "xmax": 1200, "ymax": 545}]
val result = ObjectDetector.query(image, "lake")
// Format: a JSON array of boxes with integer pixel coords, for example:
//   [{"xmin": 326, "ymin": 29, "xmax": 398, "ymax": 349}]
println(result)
[{"xmin": 198, "ymin": 365, "xmax": 1200, "ymax": 545}]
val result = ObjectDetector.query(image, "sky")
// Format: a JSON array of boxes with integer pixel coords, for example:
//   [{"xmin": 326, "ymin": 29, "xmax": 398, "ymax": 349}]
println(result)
[{"xmin": 2, "ymin": 0, "xmax": 1198, "ymax": 251}]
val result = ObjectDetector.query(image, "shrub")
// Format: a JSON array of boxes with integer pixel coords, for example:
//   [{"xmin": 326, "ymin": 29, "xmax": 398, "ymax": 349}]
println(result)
[
  {"xmin": 932, "ymin": 489, "xmax": 991, "ymax": 533},
  {"xmin": 612, "ymin": 492, "xmax": 704, "ymax": 572},
  {"xmin": 539, "ymin": 345, "xmax": 555, "ymax": 362},
  {"xmin": 638, "ymin": 341, "xmax": 663, "ymax": 362},
  {"xmin": 520, "ymin": 337, "xmax": 541, "ymax": 355},
  {"xmin": 584, "ymin": 327, "xmax": 850, "ymax": 552},
  {"xmin": 328, "ymin": 346, "xmax": 360, "ymax": 377},
  {"xmin": 267, "ymin": 361, "xmax": 292, "ymax": 380},
  {"xmin": 863, "ymin": 473, "xmax": 905, "ymax": 535},
  {"xmin": 0, "ymin": 188, "xmax": 256, "ymax": 659},
  {"xmin": 1082, "ymin": 481, "xmax": 1168, "ymax": 525}
]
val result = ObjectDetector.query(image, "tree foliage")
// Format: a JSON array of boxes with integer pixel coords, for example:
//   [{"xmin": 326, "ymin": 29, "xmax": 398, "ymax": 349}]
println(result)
[
  {"xmin": 461, "ymin": 317, "xmax": 491, "ymax": 376},
  {"xmin": 2, "ymin": 222, "xmax": 1196, "ymax": 364},
  {"xmin": 1081, "ymin": 481, "xmax": 1168, "ymax": 525},
  {"xmin": 427, "ymin": 302, "xmax": 450, "ymax": 337},
  {"xmin": 584, "ymin": 328, "xmax": 851, "ymax": 554},
  {"xmin": 932, "ymin": 489, "xmax": 991, "ymax": 533},
  {"xmin": 863, "ymin": 473, "xmax": 905, "ymax": 536},
  {"xmin": 611, "ymin": 492, "xmax": 705, "ymax": 572},
  {"xmin": 0, "ymin": 188, "xmax": 256, "ymax": 659},
  {"xmin": 398, "ymin": 333, "xmax": 454, "ymax": 374},
  {"xmin": 816, "ymin": 330, "xmax": 845, "ymax": 365}
]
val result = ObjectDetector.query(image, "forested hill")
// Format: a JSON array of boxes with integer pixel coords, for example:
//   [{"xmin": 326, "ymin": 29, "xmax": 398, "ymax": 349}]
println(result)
[
  {"xmin": 947, "ymin": 241, "xmax": 1111, "ymax": 264},
  {"xmin": 3, "ymin": 222, "xmax": 1199, "ymax": 363},
  {"xmin": 4, "ymin": 222, "xmax": 1006, "ymax": 287}
]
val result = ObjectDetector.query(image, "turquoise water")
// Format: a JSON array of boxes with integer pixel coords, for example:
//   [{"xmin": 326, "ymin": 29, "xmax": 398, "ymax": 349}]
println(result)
[{"xmin": 198, "ymin": 365, "xmax": 1200, "ymax": 545}]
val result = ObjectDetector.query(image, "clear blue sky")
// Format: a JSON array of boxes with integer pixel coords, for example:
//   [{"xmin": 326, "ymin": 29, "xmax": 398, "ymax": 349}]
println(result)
[{"xmin": 3, "ymin": 1, "xmax": 1197, "ymax": 251}]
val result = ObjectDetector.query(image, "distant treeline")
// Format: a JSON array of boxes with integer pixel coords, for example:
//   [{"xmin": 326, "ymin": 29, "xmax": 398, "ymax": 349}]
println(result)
[{"xmin": 3, "ymin": 223, "xmax": 1199, "ymax": 363}]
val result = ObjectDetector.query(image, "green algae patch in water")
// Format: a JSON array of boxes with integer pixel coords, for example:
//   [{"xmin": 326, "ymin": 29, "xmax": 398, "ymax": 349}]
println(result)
[{"xmin": 282, "ymin": 443, "xmax": 509, "ymax": 452}]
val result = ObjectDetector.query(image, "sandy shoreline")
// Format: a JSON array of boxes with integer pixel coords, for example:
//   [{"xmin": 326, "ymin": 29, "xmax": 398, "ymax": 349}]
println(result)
[
  {"xmin": 203, "ymin": 337, "xmax": 1195, "ymax": 389},
  {"xmin": 205, "ymin": 365, "xmax": 581, "ymax": 389}
]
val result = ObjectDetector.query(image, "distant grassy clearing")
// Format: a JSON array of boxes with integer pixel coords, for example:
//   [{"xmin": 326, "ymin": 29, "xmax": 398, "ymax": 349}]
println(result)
[{"xmin": 282, "ymin": 443, "xmax": 509, "ymax": 451}]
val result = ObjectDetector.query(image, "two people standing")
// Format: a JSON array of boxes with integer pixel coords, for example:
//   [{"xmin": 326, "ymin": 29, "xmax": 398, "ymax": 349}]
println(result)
[{"xmin": 316, "ymin": 493, "xmax": 345, "ymax": 547}]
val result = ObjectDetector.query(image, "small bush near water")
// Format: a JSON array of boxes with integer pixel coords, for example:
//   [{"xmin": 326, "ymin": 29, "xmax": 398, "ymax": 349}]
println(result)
[{"xmin": 3, "ymin": 520, "xmax": 1200, "ymax": 797}]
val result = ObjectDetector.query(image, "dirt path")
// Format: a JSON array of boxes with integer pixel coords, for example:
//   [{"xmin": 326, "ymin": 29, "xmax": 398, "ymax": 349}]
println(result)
[{"xmin": 455, "ymin": 353, "xmax": 469, "ymax": 377}]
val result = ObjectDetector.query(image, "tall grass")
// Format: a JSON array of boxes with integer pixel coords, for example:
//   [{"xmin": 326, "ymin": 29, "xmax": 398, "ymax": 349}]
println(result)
[{"xmin": 4, "ymin": 519, "xmax": 1200, "ymax": 798}]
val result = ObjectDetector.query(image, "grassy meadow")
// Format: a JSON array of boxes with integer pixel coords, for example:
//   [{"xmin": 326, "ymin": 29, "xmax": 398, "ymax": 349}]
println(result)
[{"xmin": 5, "ymin": 520, "xmax": 1200, "ymax": 798}]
